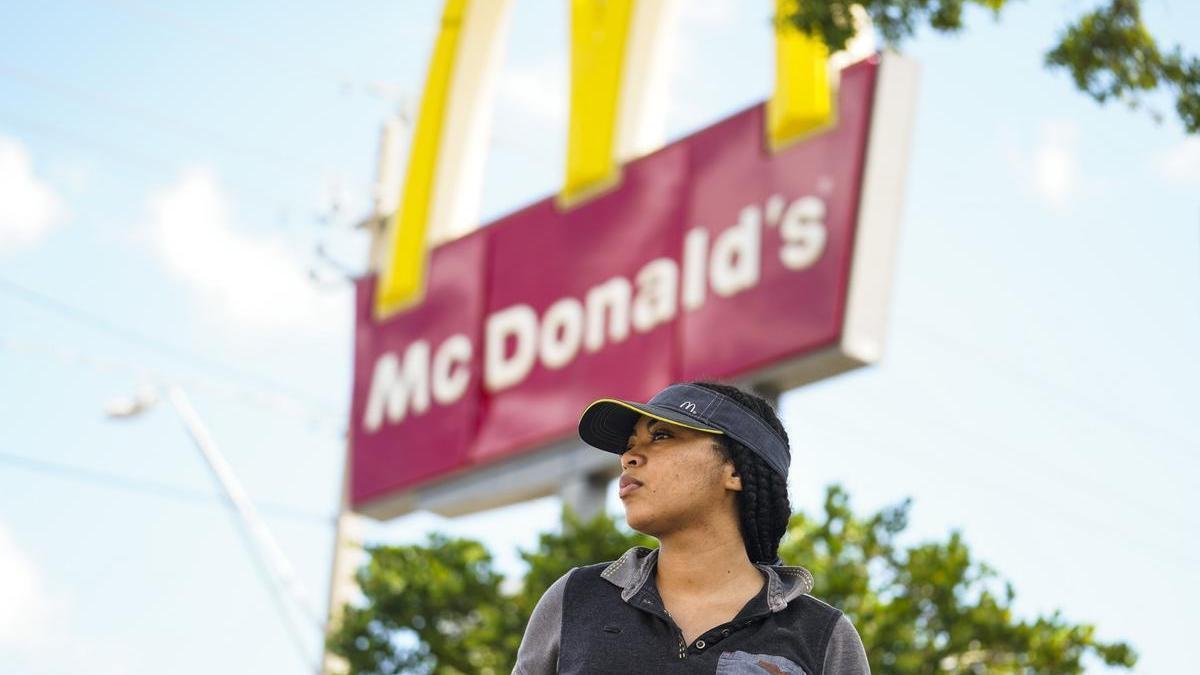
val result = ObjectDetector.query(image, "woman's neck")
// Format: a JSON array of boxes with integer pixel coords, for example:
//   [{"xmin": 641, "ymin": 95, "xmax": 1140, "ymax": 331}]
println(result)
[{"xmin": 654, "ymin": 516, "xmax": 762, "ymax": 598}]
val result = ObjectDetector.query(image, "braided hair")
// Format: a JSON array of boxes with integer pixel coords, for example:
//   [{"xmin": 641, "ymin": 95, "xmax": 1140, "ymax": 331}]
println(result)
[{"xmin": 692, "ymin": 381, "xmax": 792, "ymax": 565}]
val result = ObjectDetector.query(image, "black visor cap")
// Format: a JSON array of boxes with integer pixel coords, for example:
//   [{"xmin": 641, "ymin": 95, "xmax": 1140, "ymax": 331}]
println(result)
[{"xmin": 578, "ymin": 383, "xmax": 791, "ymax": 479}]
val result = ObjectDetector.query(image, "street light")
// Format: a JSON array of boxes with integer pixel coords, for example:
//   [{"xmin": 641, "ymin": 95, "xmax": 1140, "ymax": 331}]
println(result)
[
  {"xmin": 106, "ymin": 383, "xmax": 324, "ymax": 671},
  {"xmin": 104, "ymin": 383, "xmax": 158, "ymax": 419}
]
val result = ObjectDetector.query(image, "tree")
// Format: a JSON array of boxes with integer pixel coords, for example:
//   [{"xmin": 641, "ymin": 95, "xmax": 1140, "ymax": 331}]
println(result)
[
  {"xmin": 781, "ymin": 486, "xmax": 1135, "ymax": 673},
  {"xmin": 782, "ymin": 0, "xmax": 1200, "ymax": 133},
  {"xmin": 327, "ymin": 485, "xmax": 1136, "ymax": 674},
  {"xmin": 328, "ymin": 515, "xmax": 653, "ymax": 675}
]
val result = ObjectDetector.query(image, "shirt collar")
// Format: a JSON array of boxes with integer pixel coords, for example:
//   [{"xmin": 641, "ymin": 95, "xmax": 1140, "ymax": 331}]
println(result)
[{"xmin": 599, "ymin": 546, "xmax": 815, "ymax": 613}]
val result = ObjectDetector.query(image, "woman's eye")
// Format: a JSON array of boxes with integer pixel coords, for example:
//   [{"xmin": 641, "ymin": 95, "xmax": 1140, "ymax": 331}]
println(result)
[{"xmin": 651, "ymin": 430, "xmax": 671, "ymax": 441}]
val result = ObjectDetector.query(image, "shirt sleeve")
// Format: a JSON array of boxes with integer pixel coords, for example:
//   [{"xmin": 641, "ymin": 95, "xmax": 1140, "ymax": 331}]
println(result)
[
  {"xmin": 822, "ymin": 614, "xmax": 870, "ymax": 674},
  {"xmin": 512, "ymin": 569, "xmax": 574, "ymax": 675}
]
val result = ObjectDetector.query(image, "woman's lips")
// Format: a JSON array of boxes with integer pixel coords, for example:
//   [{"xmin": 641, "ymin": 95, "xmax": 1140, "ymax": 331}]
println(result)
[{"xmin": 618, "ymin": 476, "xmax": 643, "ymax": 499}]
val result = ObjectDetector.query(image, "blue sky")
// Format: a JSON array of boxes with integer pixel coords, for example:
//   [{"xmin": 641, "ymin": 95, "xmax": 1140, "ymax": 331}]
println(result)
[{"xmin": 2, "ymin": 1, "xmax": 1198, "ymax": 673}]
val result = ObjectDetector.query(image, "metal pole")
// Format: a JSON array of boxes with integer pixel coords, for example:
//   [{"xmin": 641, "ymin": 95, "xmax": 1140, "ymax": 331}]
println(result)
[
  {"xmin": 320, "ymin": 442, "xmax": 363, "ymax": 675},
  {"xmin": 320, "ymin": 113, "xmax": 404, "ymax": 674},
  {"xmin": 559, "ymin": 467, "xmax": 611, "ymax": 523},
  {"xmin": 165, "ymin": 386, "xmax": 323, "ymax": 669}
]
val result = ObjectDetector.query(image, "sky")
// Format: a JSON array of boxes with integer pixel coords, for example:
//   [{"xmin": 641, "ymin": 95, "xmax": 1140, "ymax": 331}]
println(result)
[{"xmin": 1, "ymin": 1, "xmax": 1198, "ymax": 673}]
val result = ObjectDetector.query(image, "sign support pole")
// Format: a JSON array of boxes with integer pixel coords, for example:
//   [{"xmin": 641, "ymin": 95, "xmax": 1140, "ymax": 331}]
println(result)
[
  {"xmin": 320, "ymin": 444, "xmax": 362, "ymax": 675},
  {"xmin": 559, "ymin": 466, "xmax": 610, "ymax": 522},
  {"xmin": 320, "ymin": 109, "xmax": 404, "ymax": 675}
]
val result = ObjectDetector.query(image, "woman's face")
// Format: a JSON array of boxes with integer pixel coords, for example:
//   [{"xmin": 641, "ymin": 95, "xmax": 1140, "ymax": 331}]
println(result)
[{"xmin": 619, "ymin": 415, "xmax": 741, "ymax": 537}]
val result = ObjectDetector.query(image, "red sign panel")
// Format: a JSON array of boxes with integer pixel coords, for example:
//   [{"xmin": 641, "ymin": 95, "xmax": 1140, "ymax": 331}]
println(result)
[{"xmin": 350, "ymin": 58, "xmax": 882, "ymax": 512}]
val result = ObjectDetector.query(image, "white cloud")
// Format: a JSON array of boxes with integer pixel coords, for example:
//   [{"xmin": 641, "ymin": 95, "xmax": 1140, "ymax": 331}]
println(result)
[
  {"xmin": 677, "ymin": 0, "xmax": 735, "ymax": 27},
  {"xmin": 0, "ymin": 135, "xmax": 66, "ymax": 253},
  {"xmin": 1156, "ymin": 137, "xmax": 1200, "ymax": 186},
  {"xmin": 490, "ymin": 0, "xmax": 738, "ymax": 149},
  {"xmin": 0, "ymin": 523, "xmax": 138, "ymax": 674},
  {"xmin": 146, "ymin": 167, "xmax": 347, "ymax": 333},
  {"xmin": 48, "ymin": 157, "xmax": 97, "ymax": 196},
  {"xmin": 1031, "ymin": 120, "xmax": 1079, "ymax": 207},
  {"xmin": 668, "ymin": 0, "xmax": 764, "ymax": 134},
  {"xmin": 0, "ymin": 521, "xmax": 53, "ymax": 648},
  {"xmin": 497, "ymin": 59, "xmax": 567, "ymax": 128}
]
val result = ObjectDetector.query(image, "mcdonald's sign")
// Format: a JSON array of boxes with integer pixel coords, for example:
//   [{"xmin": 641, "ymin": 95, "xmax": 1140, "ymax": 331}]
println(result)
[{"xmin": 349, "ymin": 1, "xmax": 918, "ymax": 519}]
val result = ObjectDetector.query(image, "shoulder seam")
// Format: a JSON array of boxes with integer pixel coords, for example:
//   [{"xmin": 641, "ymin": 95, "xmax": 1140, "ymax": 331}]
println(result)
[{"xmin": 816, "ymin": 608, "xmax": 845, "ymax": 675}]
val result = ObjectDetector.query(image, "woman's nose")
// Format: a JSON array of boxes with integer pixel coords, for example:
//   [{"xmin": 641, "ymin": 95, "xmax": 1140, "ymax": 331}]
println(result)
[{"xmin": 622, "ymin": 453, "xmax": 641, "ymax": 469}]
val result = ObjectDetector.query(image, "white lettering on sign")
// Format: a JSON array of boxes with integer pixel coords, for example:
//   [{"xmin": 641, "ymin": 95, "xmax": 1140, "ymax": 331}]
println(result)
[
  {"xmin": 585, "ymin": 277, "xmax": 632, "ymax": 352},
  {"xmin": 363, "ymin": 194, "xmax": 829, "ymax": 431},
  {"xmin": 431, "ymin": 334, "xmax": 473, "ymax": 404},
  {"xmin": 364, "ymin": 340, "xmax": 430, "ymax": 430},
  {"xmin": 539, "ymin": 297, "xmax": 585, "ymax": 370},
  {"xmin": 364, "ymin": 334, "xmax": 476, "ymax": 430},
  {"xmin": 485, "ymin": 304, "xmax": 538, "ymax": 392},
  {"xmin": 681, "ymin": 228, "xmax": 708, "ymax": 311},
  {"xmin": 631, "ymin": 258, "xmax": 678, "ymax": 332},
  {"xmin": 710, "ymin": 205, "xmax": 761, "ymax": 297},
  {"xmin": 779, "ymin": 196, "xmax": 827, "ymax": 270}
]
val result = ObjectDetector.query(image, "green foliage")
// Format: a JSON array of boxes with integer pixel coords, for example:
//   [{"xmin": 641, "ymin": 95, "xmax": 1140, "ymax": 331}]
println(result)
[
  {"xmin": 1045, "ymin": 0, "xmax": 1200, "ymax": 133},
  {"xmin": 327, "ymin": 511, "xmax": 653, "ymax": 675},
  {"xmin": 328, "ymin": 487, "xmax": 1135, "ymax": 674},
  {"xmin": 329, "ymin": 534, "xmax": 521, "ymax": 674},
  {"xmin": 780, "ymin": 486, "xmax": 1136, "ymax": 673},
  {"xmin": 781, "ymin": 0, "xmax": 1200, "ymax": 133},
  {"xmin": 513, "ymin": 507, "xmax": 657, "ymax": 622},
  {"xmin": 782, "ymin": 0, "xmax": 1007, "ymax": 53}
]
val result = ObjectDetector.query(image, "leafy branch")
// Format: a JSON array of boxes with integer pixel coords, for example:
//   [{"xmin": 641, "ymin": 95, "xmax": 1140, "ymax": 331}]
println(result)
[{"xmin": 780, "ymin": 0, "xmax": 1200, "ymax": 132}]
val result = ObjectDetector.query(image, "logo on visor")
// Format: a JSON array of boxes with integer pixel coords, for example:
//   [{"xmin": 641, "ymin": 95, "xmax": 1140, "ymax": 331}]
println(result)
[{"xmin": 679, "ymin": 402, "xmax": 698, "ymax": 413}]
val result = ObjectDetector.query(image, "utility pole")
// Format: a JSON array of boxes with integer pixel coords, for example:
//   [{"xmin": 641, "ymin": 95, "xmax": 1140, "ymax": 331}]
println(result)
[
  {"xmin": 319, "ymin": 111, "xmax": 405, "ymax": 675},
  {"xmin": 320, "ymin": 447, "xmax": 362, "ymax": 675}
]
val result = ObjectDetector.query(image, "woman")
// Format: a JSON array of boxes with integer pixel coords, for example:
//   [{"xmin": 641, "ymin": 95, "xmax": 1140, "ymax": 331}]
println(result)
[{"xmin": 513, "ymin": 381, "xmax": 870, "ymax": 674}]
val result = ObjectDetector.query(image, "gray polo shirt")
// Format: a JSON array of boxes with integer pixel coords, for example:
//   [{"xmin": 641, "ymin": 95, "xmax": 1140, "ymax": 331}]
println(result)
[{"xmin": 514, "ymin": 546, "xmax": 870, "ymax": 674}]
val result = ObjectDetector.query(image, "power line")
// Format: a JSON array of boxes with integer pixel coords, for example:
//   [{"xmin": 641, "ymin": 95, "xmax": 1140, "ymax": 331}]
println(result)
[
  {"xmin": 0, "ymin": 108, "xmax": 308, "ymax": 216},
  {"xmin": 165, "ymin": 385, "xmax": 326, "ymax": 669},
  {"xmin": 792, "ymin": 405, "xmax": 1200, "ymax": 569},
  {"xmin": 0, "ymin": 274, "xmax": 333, "ymax": 412},
  {"xmin": 96, "ymin": 0, "xmax": 351, "ymax": 90},
  {"xmin": 776, "ymin": 318, "xmax": 1200, "ymax": 566},
  {"xmin": 0, "ymin": 107, "xmax": 368, "ymax": 280},
  {"xmin": 0, "ymin": 450, "xmax": 334, "ymax": 526},
  {"xmin": 0, "ymin": 61, "xmax": 327, "ymax": 179},
  {"xmin": 780, "ymin": 318, "xmax": 1200, "ymax": 534},
  {"xmin": 0, "ymin": 107, "xmax": 175, "ymax": 172},
  {"xmin": 0, "ymin": 449, "xmax": 333, "ymax": 665},
  {"xmin": 15, "ymin": 5, "xmax": 561, "ymax": 179},
  {"xmin": 893, "ymin": 314, "xmax": 1200, "ymax": 461},
  {"xmin": 0, "ymin": 335, "xmax": 345, "ymax": 435},
  {"xmin": 0, "ymin": 445, "xmax": 332, "ymax": 668}
]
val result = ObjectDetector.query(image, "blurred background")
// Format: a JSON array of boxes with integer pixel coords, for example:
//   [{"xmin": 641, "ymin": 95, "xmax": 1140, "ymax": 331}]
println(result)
[{"xmin": 1, "ymin": 1, "xmax": 1197, "ymax": 673}]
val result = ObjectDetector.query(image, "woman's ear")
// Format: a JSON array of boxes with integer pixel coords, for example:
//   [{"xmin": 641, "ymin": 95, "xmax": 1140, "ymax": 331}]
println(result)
[{"xmin": 724, "ymin": 465, "xmax": 742, "ymax": 492}]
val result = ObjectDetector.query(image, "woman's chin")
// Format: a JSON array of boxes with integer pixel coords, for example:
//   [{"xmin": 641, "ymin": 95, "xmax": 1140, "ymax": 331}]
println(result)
[{"xmin": 622, "ymin": 507, "xmax": 659, "ymax": 537}]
